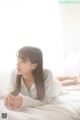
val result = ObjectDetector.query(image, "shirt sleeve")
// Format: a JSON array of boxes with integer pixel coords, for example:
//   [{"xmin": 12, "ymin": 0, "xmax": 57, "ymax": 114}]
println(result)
[
  {"xmin": 19, "ymin": 69, "xmax": 63, "ymax": 108},
  {"xmin": 8, "ymin": 69, "xmax": 17, "ymax": 93},
  {"xmin": 8, "ymin": 69, "xmax": 63, "ymax": 108},
  {"xmin": 43, "ymin": 69, "xmax": 63, "ymax": 99}
]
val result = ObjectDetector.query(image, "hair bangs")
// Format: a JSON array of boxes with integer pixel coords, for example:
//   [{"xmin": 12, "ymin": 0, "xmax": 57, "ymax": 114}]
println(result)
[{"xmin": 17, "ymin": 47, "xmax": 29, "ymax": 61}]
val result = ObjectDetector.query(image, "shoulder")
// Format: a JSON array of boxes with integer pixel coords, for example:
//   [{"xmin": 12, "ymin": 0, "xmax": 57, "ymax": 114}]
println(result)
[
  {"xmin": 43, "ymin": 69, "xmax": 53, "ymax": 82},
  {"xmin": 10, "ymin": 69, "xmax": 17, "ymax": 83},
  {"xmin": 43, "ymin": 69, "xmax": 61, "ymax": 84},
  {"xmin": 8, "ymin": 69, "xmax": 17, "ymax": 92},
  {"xmin": 43, "ymin": 69, "xmax": 52, "ymax": 77},
  {"xmin": 11, "ymin": 69, "xmax": 16, "ymax": 75}
]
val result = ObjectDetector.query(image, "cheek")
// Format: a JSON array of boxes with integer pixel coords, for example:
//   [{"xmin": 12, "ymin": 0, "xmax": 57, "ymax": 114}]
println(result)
[
  {"xmin": 22, "ymin": 65, "xmax": 27, "ymax": 71},
  {"xmin": 25, "ymin": 64, "xmax": 33, "ymax": 71},
  {"xmin": 21, "ymin": 63, "xmax": 33, "ymax": 72},
  {"xmin": 22, "ymin": 64, "xmax": 29, "ymax": 71}
]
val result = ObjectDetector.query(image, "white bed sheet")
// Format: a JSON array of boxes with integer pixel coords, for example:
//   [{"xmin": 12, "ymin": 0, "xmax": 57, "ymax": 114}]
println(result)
[{"xmin": 0, "ymin": 88, "xmax": 80, "ymax": 120}]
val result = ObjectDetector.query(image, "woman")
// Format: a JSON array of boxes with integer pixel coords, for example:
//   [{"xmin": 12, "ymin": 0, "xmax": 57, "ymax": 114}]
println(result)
[{"xmin": 4, "ymin": 46, "xmax": 62, "ymax": 110}]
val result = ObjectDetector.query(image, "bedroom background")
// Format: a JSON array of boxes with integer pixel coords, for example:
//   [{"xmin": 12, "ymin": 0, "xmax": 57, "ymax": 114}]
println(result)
[{"xmin": 0, "ymin": 0, "xmax": 80, "ymax": 89}]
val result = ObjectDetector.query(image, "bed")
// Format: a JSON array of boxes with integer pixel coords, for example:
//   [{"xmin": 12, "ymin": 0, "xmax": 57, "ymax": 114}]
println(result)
[
  {"xmin": 0, "ymin": 54, "xmax": 80, "ymax": 120},
  {"xmin": 0, "ymin": 82, "xmax": 80, "ymax": 120}
]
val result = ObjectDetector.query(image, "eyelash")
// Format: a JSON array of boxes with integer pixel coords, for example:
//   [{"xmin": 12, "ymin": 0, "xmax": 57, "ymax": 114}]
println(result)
[
  {"xmin": 17, "ymin": 58, "xmax": 26, "ymax": 63},
  {"xmin": 21, "ymin": 60, "xmax": 26, "ymax": 63}
]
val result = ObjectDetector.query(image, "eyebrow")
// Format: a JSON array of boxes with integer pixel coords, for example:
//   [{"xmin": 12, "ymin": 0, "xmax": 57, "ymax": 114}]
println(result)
[{"xmin": 17, "ymin": 57, "xmax": 28, "ymax": 62}]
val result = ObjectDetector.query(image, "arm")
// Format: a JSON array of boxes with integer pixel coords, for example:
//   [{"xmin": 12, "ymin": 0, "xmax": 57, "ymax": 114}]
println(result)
[
  {"xmin": 20, "ymin": 69, "xmax": 63, "ymax": 108},
  {"xmin": 6, "ymin": 69, "xmax": 62, "ymax": 109},
  {"xmin": 8, "ymin": 69, "xmax": 17, "ymax": 93},
  {"xmin": 7, "ymin": 70, "xmax": 43, "ymax": 108}
]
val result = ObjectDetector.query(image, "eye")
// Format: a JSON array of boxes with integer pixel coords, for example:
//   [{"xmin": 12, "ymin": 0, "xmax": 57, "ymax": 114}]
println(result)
[
  {"xmin": 21, "ymin": 60, "xmax": 26, "ymax": 63},
  {"xmin": 17, "ymin": 57, "xmax": 26, "ymax": 63}
]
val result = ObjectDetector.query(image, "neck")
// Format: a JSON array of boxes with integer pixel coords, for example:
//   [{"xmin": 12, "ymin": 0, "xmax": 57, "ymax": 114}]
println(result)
[
  {"xmin": 22, "ymin": 73, "xmax": 34, "ymax": 83},
  {"xmin": 22, "ymin": 73, "xmax": 34, "ymax": 91}
]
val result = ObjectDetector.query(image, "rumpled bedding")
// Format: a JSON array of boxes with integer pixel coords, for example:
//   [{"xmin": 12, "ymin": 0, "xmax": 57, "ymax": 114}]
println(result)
[{"xmin": 0, "ymin": 86, "xmax": 80, "ymax": 120}]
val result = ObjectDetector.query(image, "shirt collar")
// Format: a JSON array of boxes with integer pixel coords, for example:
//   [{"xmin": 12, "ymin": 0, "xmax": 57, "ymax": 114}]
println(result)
[{"xmin": 21, "ymin": 77, "xmax": 35, "ymax": 90}]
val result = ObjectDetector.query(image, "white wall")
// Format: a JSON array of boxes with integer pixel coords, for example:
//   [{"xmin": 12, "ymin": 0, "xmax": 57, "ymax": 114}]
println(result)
[
  {"xmin": 0, "ymin": 0, "xmax": 64, "ymax": 76},
  {"xmin": 60, "ymin": 3, "xmax": 80, "ymax": 76},
  {"xmin": 60, "ymin": 4, "xmax": 80, "ymax": 57}
]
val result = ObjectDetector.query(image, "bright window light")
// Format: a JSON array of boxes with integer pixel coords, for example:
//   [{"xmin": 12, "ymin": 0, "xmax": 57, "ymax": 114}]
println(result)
[{"xmin": 0, "ymin": 0, "xmax": 64, "ymax": 75}]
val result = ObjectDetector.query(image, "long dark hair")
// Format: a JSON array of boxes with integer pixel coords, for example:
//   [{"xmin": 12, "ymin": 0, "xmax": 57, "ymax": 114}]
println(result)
[{"xmin": 11, "ymin": 46, "xmax": 45, "ymax": 100}]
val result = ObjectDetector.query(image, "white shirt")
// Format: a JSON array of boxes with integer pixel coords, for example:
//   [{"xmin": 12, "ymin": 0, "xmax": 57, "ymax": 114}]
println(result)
[{"xmin": 8, "ymin": 69, "xmax": 62, "ymax": 108}]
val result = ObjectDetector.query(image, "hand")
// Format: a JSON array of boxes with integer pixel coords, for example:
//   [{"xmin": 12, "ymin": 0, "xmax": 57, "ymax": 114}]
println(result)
[{"xmin": 4, "ymin": 94, "xmax": 23, "ymax": 109}]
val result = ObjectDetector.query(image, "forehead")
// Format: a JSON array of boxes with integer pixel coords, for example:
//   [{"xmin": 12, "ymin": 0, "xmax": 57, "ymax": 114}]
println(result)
[{"xmin": 17, "ymin": 51, "xmax": 29, "ymax": 61}]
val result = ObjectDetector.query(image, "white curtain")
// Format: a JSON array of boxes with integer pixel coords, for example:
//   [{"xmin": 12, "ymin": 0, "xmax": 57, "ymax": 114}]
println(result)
[{"xmin": 0, "ymin": 0, "xmax": 64, "ymax": 76}]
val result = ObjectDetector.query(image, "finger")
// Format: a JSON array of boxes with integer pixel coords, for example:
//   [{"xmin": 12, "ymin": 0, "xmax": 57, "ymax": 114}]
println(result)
[
  {"xmin": 4, "ymin": 100, "xmax": 13, "ymax": 109},
  {"xmin": 4, "ymin": 97, "xmax": 14, "ymax": 107},
  {"xmin": 5, "ymin": 95, "xmax": 14, "ymax": 103},
  {"xmin": 11, "ymin": 104, "xmax": 17, "ymax": 109},
  {"xmin": 4, "ymin": 95, "xmax": 17, "ymax": 109},
  {"xmin": 4, "ymin": 100, "xmax": 8, "ymax": 107}
]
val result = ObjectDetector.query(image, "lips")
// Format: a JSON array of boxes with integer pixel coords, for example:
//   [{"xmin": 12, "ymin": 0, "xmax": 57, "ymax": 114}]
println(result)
[{"xmin": 16, "ymin": 68, "xmax": 22, "ymax": 75}]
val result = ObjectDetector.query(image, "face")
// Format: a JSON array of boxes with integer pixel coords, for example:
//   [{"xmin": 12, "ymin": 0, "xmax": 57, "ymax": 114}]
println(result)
[{"xmin": 16, "ymin": 57, "xmax": 37, "ymax": 75}]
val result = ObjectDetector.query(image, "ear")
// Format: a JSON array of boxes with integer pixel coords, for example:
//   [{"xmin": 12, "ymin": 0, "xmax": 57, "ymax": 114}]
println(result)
[{"xmin": 32, "ymin": 63, "xmax": 38, "ymax": 70}]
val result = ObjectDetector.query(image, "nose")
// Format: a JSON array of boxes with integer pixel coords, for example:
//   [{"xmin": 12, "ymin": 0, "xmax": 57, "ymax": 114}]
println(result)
[{"xmin": 16, "ymin": 59, "xmax": 21, "ymax": 67}]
